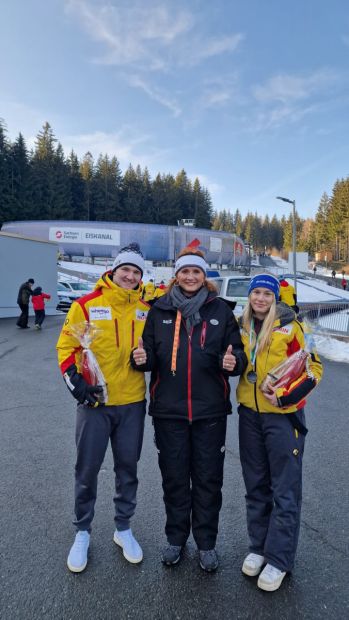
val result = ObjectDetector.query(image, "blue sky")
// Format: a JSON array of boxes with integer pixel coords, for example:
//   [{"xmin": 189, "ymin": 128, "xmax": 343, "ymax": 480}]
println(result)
[{"xmin": 1, "ymin": 0, "xmax": 349, "ymax": 219}]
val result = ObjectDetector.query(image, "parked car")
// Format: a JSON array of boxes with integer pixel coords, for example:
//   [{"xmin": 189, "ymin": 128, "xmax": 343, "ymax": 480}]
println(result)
[
  {"xmin": 56, "ymin": 282, "xmax": 80, "ymax": 312},
  {"xmin": 209, "ymin": 275, "xmax": 251, "ymax": 316},
  {"xmin": 58, "ymin": 281, "xmax": 94, "ymax": 296}
]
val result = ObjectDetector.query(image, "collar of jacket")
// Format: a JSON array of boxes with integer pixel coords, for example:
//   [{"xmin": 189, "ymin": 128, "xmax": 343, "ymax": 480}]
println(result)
[
  {"xmin": 153, "ymin": 289, "xmax": 217, "ymax": 312},
  {"xmin": 94, "ymin": 272, "xmax": 142, "ymax": 305},
  {"xmin": 275, "ymin": 302, "xmax": 296, "ymax": 327}
]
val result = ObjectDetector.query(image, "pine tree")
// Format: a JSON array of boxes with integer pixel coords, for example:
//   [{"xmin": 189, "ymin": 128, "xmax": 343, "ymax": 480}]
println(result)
[
  {"xmin": 53, "ymin": 142, "xmax": 72, "ymax": 218},
  {"xmin": 233, "ymin": 209, "xmax": 243, "ymax": 236},
  {"xmin": 80, "ymin": 152, "xmax": 94, "ymax": 220},
  {"xmin": 28, "ymin": 122, "xmax": 58, "ymax": 219},
  {"xmin": 175, "ymin": 169, "xmax": 193, "ymax": 221},
  {"xmin": 68, "ymin": 151, "xmax": 85, "ymax": 220},
  {"xmin": 140, "ymin": 167, "xmax": 154, "ymax": 223},
  {"xmin": 122, "ymin": 164, "xmax": 143, "ymax": 222},
  {"xmin": 0, "ymin": 119, "xmax": 11, "ymax": 225},
  {"xmin": 9, "ymin": 132, "xmax": 31, "ymax": 220},
  {"xmin": 192, "ymin": 178, "xmax": 212, "ymax": 228}
]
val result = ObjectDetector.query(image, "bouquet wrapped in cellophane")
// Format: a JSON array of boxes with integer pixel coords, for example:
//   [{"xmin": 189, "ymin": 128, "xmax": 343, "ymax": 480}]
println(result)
[
  {"xmin": 70, "ymin": 321, "xmax": 108, "ymax": 404},
  {"xmin": 259, "ymin": 349, "xmax": 309, "ymax": 394},
  {"xmin": 260, "ymin": 320, "xmax": 316, "ymax": 395}
]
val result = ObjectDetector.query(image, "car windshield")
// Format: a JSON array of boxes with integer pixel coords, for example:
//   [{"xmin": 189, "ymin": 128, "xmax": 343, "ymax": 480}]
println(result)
[
  {"xmin": 58, "ymin": 283, "xmax": 69, "ymax": 291},
  {"xmin": 212, "ymin": 278, "xmax": 223, "ymax": 294},
  {"xmin": 70, "ymin": 283, "xmax": 91, "ymax": 290},
  {"xmin": 226, "ymin": 279, "xmax": 250, "ymax": 297}
]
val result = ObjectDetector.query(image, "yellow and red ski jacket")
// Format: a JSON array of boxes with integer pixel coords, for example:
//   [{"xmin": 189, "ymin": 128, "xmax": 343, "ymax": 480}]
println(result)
[
  {"xmin": 56, "ymin": 272, "xmax": 149, "ymax": 406},
  {"xmin": 279, "ymin": 278, "xmax": 297, "ymax": 308},
  {"xmin": 237, "ymin": 304, "xmax": 323, "ymax": 414}
]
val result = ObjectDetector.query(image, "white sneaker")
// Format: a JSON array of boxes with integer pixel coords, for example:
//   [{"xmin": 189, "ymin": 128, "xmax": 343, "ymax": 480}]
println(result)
[
  {"xmin": 113, "ymin": 529, "xmax": 143, "ymax": 564},
  {"xmin": 242, "ymin": 553, "xmax": 265, "ymax": 576},
  {"xmin": 67, "ymin": 531, "xmax": 90, "ymax": 573},
  {"xmin": 257, "ymin": 563, "xmax": 286, "ymax": 591}
]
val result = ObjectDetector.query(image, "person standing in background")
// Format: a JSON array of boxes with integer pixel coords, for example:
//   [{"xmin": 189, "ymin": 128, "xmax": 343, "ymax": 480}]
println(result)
[
  {"xmin": 31, "ymin": 286, "xmax": 51, "ymax": 329},
  {"xmin": 16, "ymin": 278, "xmax": 34, "ymax": 328},
  {"xmin": 278, "ymin": 277, "xmax": 299, "ymax": 313}
]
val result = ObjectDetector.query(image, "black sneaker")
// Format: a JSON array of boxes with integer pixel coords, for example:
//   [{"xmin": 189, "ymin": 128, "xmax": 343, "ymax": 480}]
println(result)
[
  {"xmin": 161, "ymin": 544, "xmax": 182, "ymax": 566},
  {"xmin": 199, "ymin": 549, "xmax": 218, "ymax": 572}
]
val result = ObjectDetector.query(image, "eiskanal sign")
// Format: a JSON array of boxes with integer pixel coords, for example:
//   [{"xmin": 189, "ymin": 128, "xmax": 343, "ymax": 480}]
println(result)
[{"xmin": 49, "ymin": 227, "xmax": 120, "ymax": 245}]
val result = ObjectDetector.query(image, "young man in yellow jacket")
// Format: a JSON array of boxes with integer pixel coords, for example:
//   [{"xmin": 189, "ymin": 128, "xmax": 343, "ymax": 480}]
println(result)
[{"xmin": 57, "ymin": 243, "xmax": 149, "ymax": 573}]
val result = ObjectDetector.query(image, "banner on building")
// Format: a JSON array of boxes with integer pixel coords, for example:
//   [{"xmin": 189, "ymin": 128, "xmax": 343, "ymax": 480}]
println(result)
[
  {"xmin": 49, "ymin": 227, "xmax": 120, "ymax": 246},
  {"xmin": 209, "ymin": 237, "xmax": 222, "ymax": 252}
]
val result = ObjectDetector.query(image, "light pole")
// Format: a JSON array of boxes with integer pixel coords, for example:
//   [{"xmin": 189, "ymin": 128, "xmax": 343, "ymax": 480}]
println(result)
[{"xmin": 276, "ymin": 196, "xmax": 297, "ymax": 293}]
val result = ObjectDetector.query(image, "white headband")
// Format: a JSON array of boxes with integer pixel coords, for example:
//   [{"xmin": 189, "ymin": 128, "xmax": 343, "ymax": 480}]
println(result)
[{"xmin": 175, "ymin": 255, "xmax": 208, "ymax": 275}]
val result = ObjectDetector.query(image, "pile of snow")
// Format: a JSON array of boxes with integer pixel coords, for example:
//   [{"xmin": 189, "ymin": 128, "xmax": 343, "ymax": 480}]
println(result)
[{"xmin": 314, "ymin": 335, "xmax": 349, "ymax": 363}]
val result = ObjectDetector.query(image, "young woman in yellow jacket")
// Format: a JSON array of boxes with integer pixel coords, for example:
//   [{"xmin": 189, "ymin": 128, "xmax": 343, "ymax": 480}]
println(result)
[
  {"xmin": 237, "ymin": 274, "xmax": 322, "ymax": 592},
  {"xmin": 57, "ymin": 244, "xmax": 149, "ymax": 573}
]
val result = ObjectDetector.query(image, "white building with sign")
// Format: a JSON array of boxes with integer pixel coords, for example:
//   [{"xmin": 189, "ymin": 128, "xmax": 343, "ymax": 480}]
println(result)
[{"xmin": 0, "ymin": 232, "xmax": 58, "ymax": 318}]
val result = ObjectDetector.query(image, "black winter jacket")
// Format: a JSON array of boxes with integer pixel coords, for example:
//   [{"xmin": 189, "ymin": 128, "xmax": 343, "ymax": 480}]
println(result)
[
  {"xmin": 134, "ymin": 291, "xmax": 247, "ymax": 422},
  {"xmin": 17, "ymin": 282, "xmax": 32, "ymax": 305}
]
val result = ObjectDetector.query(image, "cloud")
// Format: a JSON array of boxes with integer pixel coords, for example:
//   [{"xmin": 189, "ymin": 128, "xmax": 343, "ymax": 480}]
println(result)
[
  {"xmin": 60, "ymin": 127, "xmax": 169, "ymax": 171},
  {"xmin": 246, "ymin": 69, "xmax": 341, "ymax": 132},
  {"xmin": 188, "ymin": 173, "xmax": 225, "ymax": 200},
  {"xmin": 253, "ymin": 69, "xmax": 337, "ymax": 104},
  {"xmin": 64, "ymin": 0, "xmax": 244, "ymax": 113},
  {"xmin": 186, "ymin": 33, "xmax": 244, "ymax": 66},
  {"xmin": 203, "ymin": 91, "xmax": 231, "ymax": 107},
  {"xmin": 127, "ymin": 75, "xmax": 182, "ymax": 117},
  {"xmin": 65, "ymin": 1, "xmax": 243, "ymax": 69},
  {"xmin": 0, "ymin": 99, "xmax": 56, "ymax": 145},
  {"xmin": 65, "ymin": 1, "xmax": 192, "ymax": 70},
  {"xmin": 197, "ymin": 72, "xmax": 244, "ymax": 111}
]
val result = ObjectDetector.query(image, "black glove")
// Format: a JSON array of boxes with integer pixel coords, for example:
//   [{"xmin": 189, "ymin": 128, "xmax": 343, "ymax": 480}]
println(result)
[{"xmin": 63, "ymin": 364, "xmax": 104, "ymax": 406}]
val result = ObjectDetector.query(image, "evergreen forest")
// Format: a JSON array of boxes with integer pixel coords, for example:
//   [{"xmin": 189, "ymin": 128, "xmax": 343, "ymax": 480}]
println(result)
[{"xmin": 1, "ymin": 119, "xmax": 348, "ymax": 260}]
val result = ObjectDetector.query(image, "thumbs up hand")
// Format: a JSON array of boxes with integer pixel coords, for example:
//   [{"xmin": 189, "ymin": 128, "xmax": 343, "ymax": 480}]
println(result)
[
  {"xmin": 222, "ymin": 344, "xmax": 236, "ymax": 372},
  {"xmin": 133, "ymin": 336, "xmax": 147, "ymax": 366}
]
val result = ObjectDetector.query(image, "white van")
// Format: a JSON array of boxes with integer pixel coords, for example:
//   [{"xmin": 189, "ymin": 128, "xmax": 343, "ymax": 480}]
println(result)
[{"xmin": 209, "ymin": 275, "xmax": 250, "ymax": 316}]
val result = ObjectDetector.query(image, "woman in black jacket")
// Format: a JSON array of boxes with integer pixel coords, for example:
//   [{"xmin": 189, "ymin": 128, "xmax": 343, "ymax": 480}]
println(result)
[{"xmin": 132, "ymin": 248, "xmax": 247, "ymax": 572}]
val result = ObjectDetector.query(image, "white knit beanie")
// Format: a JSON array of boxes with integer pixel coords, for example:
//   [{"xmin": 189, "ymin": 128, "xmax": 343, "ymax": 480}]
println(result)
[
  {"xmin": 112, "ymin": 243, "xmax": 145, "ymax": 277},
  {"xmin": 175, "ymin": 254, "xmax": 208, "ymax": 275}
]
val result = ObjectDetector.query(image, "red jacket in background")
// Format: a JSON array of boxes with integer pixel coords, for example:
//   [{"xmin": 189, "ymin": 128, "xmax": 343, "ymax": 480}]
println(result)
[{"xmin": 32, "ymin": 293, "xmax": 51, "ymax": 311}]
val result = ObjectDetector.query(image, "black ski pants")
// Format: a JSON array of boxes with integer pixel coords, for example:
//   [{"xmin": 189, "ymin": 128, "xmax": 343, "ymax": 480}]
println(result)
[
  {"xmin": 17, "ymin": 303, "xmax": 29, "ymax": 328},
  {"xmin": 34, "ymin": 309, "xmax": 45, "ymax": 326},
  {"xmin": 154, "ymin": 416, "xmax": 227, "ymax": 551},
  {"xmin": 74, "ymin": 400, "xmax": 146, "ymax": 532},
  {"xmin": 238, "ymin": 405, "xmax": 305, "ymax": 572}
]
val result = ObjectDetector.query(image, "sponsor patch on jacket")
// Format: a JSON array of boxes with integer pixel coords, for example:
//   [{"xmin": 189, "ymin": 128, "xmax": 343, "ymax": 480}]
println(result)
[
  {"xmin": 89, "ymin": 306, "xmax": 112, "ymax": 320},
  {"xmin": 136, "ymin": 309, "xmax": 148, "ymax": 321},
  {"xmin": 273, "ymin": 323, "xmax": 293, "ymax": 335},
  {"xmin": 163, "ymin": 319, "xmax": 172, "ymax": 324},
  {"xmin": 210, "ymin": 319, "xmax": 219, "ymax": 325}
]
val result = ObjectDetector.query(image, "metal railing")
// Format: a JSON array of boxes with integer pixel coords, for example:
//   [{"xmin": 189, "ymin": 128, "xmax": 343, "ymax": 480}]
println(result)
[{"xmin": 299, "ymin": 301, "xmax": 349, "ymax": 336}]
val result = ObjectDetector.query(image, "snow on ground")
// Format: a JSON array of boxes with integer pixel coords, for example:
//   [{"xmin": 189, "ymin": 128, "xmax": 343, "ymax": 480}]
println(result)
[
  {"xmin": 314, "ymin": 334, "xmax": 349, "ymax": 363},
  {"xmin": 58, "ymin": 261, "xmax": 110, "ymax": 280},
  {"xmin": 58, "ymin": 260, "xmax": 159, "ymax": 283}
]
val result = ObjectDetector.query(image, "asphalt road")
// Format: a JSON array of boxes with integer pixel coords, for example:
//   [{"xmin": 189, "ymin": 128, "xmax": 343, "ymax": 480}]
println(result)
[{"xmin": 1, "ymin": 316, "xmax": 348, "ymax": 620}]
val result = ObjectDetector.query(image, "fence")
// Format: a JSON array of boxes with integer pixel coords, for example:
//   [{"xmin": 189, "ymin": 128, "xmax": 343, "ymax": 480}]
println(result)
[{"xmin": 299, "ymin": 301, "xmax": 349, "ymax": 336}]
